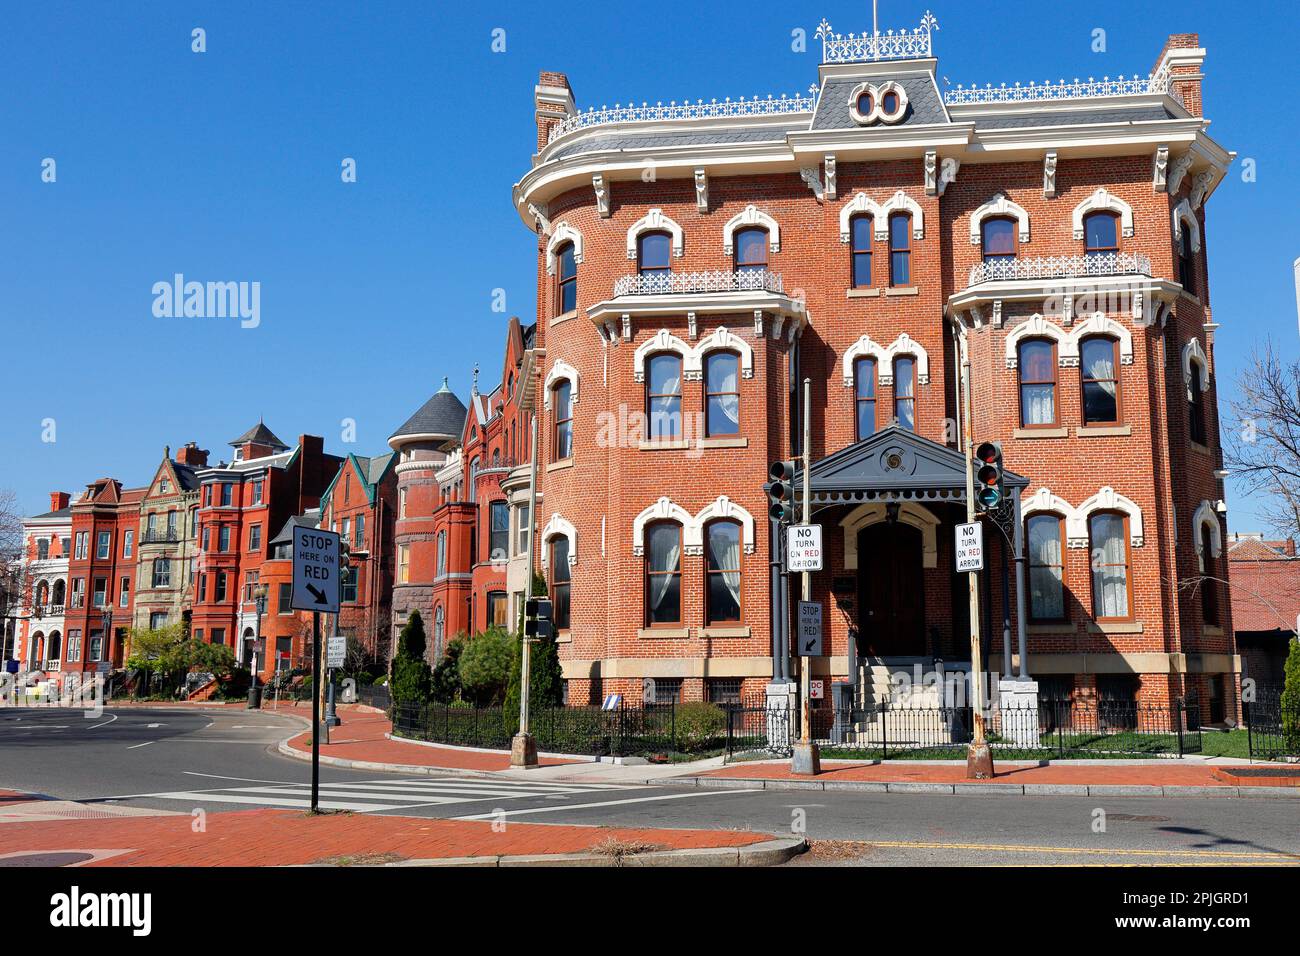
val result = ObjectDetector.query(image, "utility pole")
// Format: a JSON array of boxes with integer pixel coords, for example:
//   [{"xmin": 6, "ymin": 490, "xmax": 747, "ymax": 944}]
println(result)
[
  {"xmin": 511, "ymin": 412, "xmax": 539, "ymax": 768},
  {"xmin": 791, "ymin": 377, "xmax": 820, "ymax": 775},
  {"xmin": 961, "ymin": 335, "xmax": 994, "ymax": 779}
]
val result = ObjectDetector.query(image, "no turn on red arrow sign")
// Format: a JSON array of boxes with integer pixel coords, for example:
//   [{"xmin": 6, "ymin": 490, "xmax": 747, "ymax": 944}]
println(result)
[{"xmin": 291, "ymin": 526, "xmax": 341, "ymax": 613}]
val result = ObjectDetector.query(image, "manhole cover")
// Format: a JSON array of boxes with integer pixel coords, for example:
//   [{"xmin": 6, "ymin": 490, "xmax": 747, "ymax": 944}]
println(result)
[{"xmin": 0, "ymin": 851, "xmax": 95, "ymax": 867}]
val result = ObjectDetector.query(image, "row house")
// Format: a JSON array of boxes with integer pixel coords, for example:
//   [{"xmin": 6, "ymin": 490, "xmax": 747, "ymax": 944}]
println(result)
[
  {"xmin": 10, "ymin": 492, "xmax": 74, "ymax": 671},
  {"xmin": 508, "ymin": 18, "xmax": 1236, "ymax": 716},
  {"xmin": 132, "ymin": 443, "xmax": 208, "ymax": 635},
  {"xmin": 189, "ymin": 422, "xmax": 342, "ymax": 678}
]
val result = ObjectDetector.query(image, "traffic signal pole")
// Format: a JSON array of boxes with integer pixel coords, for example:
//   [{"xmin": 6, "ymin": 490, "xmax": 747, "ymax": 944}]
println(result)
[
  {"xmin": 961, "ymin": 335, "xmax": 994, "ymax": 779},
  {"xmin": 511, "ymin": 413, "xmax": 539, "ymax": 769}
]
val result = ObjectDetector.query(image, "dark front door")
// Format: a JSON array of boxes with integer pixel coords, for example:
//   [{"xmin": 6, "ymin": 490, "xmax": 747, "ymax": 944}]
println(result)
[{"xmin": 857, "ymin": 522, "xmax": 926, "ymax": 657}]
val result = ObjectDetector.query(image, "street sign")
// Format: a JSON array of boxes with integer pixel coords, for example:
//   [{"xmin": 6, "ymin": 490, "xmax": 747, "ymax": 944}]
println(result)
[
  {"xmin": 797, "ymin": 600, "xmax": 823, "ymax": 656},
  {"xmin": 955, "ymin": 521, "xmax": 984, "ymax": 572},
  {"xmin": 291, "ymin": 526, "xmax": 341, "ymax": 612},
  {"xmin": 786, "ymin": 524, "xmax": 824, "ymax": 572},
  {"xmin": 326, "ymin": 634, "xmax": 346, "ymax": 669},
  {"xmin": 810, "ymin": 679, "xmax": 824, "ymax": 700}
]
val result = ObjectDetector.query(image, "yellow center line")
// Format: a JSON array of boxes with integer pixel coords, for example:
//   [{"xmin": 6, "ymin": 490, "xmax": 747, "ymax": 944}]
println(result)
[{"xmin": 863, "ymin": 839, "xmax": 1300, "ymax": 862}]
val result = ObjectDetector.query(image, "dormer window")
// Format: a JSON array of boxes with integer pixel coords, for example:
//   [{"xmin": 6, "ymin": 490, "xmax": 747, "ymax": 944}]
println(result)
[{"xmin": 855, "ymin": 90, "xmax": 874, "ymax": 115}]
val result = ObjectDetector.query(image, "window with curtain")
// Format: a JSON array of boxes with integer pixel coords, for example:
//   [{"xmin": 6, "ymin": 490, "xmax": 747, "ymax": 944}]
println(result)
[
  {"xmin": 552, "ymin": 380, "xmax": 573, "ymax": 460},
  {"xmin": 855, "ymin": 357, "xmax": 876, "ymax": 440},
  {"xmin": 551, "ymin": 536, "xmax": 571, "ymax": 629},
  {"xmin": 557, "ymin": 242, "xmax": 577, "ymax": 313},
  {"xmin": 645, "ymin": 522, "xmax": 682, "ymax": 625},
  {"xmin": 706, "ymin": 521, "xmax": 742, "ymax": 624},
  {"xmin": 646, "ymin": 353, "xmax": 683, "ymax": 440},
  {"xmin": 735, "ymin": 227, "xmax": 768, "ymax": 273},
  {"xmin": 1083, "ymin": 212, "xmax": 1118, "ymax": 257},
  {"xmin": 1018, "ymin": 339, "xmax": 1057, "ymax": 427},
  {"xmin": 1089, "ymin": 512, "xmax": 1130, "ymax": 619},
  {"xmin": 704, "ymin": 352, "xmax": 740, "ymax": 437},
  {"xmin": 851, "ymin": 215, "xmax": 872, "ymax": 287},
  {"xmin": 1200, "ymin": 524, "xmax": 1218, "ymax": 625},
  {"xmin": 638, "ymin": 231, "xmax": 671, "ymax": 276},
  {"xmin": 1027, "ymin": 515, "xmax": 1065, "ymax": 621},
  {"xmin": 889, "ymin": 214, "xmax": 910, "ymax": 286},
  {"xmin": 487, "ymin": 592, "xmax": 508, "ymax": 627},
  {"xmin": 1188, "ymin": 366, "xmax": 1207, "ymax": 445},
  {"xmin": 893, "ymin": 356, "xmax": 916, "ymax": 431},
  {"xmin": 1080, "ymin": 337, "xmax": 1120, "ymax": 424},
  {"xmin": 981, "ymin": 217, "xmax": 1016, "ymax": 262}
]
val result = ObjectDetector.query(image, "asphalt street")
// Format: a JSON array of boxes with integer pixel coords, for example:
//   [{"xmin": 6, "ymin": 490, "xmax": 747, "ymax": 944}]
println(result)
[{"xmin": 1, "ymin": 706, "xmax": 1297, "ymax": 866}]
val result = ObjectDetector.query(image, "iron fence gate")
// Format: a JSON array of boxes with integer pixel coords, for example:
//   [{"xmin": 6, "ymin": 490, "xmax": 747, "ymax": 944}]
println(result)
[{"xmin": 1245, "ymin": 697, "xmax": 1300, "ymax": 762}]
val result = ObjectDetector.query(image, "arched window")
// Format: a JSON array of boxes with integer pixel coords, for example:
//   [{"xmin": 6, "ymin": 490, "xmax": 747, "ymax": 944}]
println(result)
[
  {"xmin": 433, "ymin": 605, "xmax": 445, "ymax": 650},
  {"xmin": 704, "ymin": 352, "xmax": 740, "ymax": 437},
  {"xmin": 1178, "ymin": 228, "xmax": 1195, "ymax": 294},
  {"xmin": 735, "ymin": 227, "xmax": 769, "ymax": 273},
  {"xmin": 556, "ymin": 241, "xmax": 577, "ymax": 314},
  {"xmin": 893, "ymin": 356, "xmax": 916, "ymax": 431},
  {"xmin": 1089, "ymin": 512, "xmax": 1131, "ymax": 620},
  {"xmin": 51, "ymin": 580, "xmax": 65, "ymax": 606},
  {"xmin": 1018, "ymin": 339, "xmax": 1057, "ymax": 427},
  {"xmin": 1080, "ymin": 337, "xmax": 1120, "ymax": 425},
  {"xmin": 981, "ymin": 217, "xmax": 1017, "ymax": 263},
  {"xmin": 47, "ymin": 631, "xmax": 62, "ymax": 661},
  {"xmin": 436, "ymin": 531, "xmax": 447, "ymax": 577},
  {"xmin": 36, "ymin": 581, "xmax": 49, "ymax": 608},
  {"xmin": 1200, "ymin": 523, "xmax": 1218, "ymax": 625},
  {"xmin": 705, "ymin": 520, "xmax": 742, "ymax": 624},
  {"xmin": 550, "ymin": 536, "xmax": 571, "ymax": 630},
  {"xmin": 468, "ymin": 458, "xmax": 479, "ymax": 502},
  {"xmin": 646, "ymin": 353, "xmax": 683, "ymax": 440},
  {"xmin": 1027, "ymin": 514, "xmax": 1065, "ymax": 621},
  {"xmin": 1083, "ymin": 212, "xmax": 1119, "ymax": 257},
  {"xmin": 552, "ymin": 380, "xmax": 573, "ymax": 461},
  {"xmin": 645, "ymin": 521, "xmax": 682, "ymax": 625},
  {"xmin": 850, "ymin": 214, "xmax": 873, "ymax": 288},
  {"xmin": 855, "ymin": 357, "xmax": 877, "ymax": 440},
  {"xmin": 889, "ymin": 214, "xmax": 911, "ymax": 286},
  {"xmin": 638, "ymin": 231, "xmax": 672, "ymax": 277},
  {"xmin": 1188, "ymin": 366, "xmax": 1207, "ymax": 445}
]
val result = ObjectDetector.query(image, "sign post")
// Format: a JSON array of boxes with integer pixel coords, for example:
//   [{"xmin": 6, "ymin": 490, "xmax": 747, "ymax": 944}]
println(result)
[
  {"xmin": 959, "ymin": 339, "xmax": 994, "ymax": 779},
  {"xmin": 791, "ymin": 378, "xmax": 821, "ymax": 776},
  {"xmin": 954, "ymin": 522, "xmax": 984, "ymax": 572},
  {"xmin": 290, "ymin": 525, "xmax": 341, "ymax": 811}
]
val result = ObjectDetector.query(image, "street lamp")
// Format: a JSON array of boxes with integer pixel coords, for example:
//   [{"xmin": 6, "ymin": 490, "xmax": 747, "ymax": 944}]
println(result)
[
  {"xmin": 249, "ymin": 584, "xmax": 268, "ymax": 709},
  {"xmin": 100, "ymin": 608, "xmax": 113, "ymax": 669}
]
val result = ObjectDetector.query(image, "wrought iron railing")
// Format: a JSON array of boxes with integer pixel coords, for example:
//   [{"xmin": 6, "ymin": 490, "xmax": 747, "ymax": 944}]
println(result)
[
  {"xmin": 946, "ymin": 65, "xmax": 1183, "ymax": 106},
  {"xmin": 1244, "ymin": 697, "xmax": 1300, "ymax": 762},
  {"xmin": 31, "ymin": 604, "xmax": 65, "ymax": 619},
  {"xmin": 614, "ymin": 268, "xmax": 784, "ymax": 298},
  {"xmin": 816, "ymin": 13, "xmax": 938, "ymax": 64},
  {"xmin": 547, "ymin": 93, "xmax": 816, "ymax": 144},
  {"xmin": 140, "ymin": 529, "xmax": 180, "ymax": 544},
  {"xmin": 968, "ymin": 252, "xmax": 1152, "ymax": 286}
]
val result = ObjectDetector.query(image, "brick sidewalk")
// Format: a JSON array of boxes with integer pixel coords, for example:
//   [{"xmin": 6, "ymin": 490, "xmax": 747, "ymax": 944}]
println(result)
[
  {"xmin": 285, "ymin": 709, "xmax": 579, "ymax": 772},
  {"xmin": 0, "ymin": 806, "xmax": 768, "ymax": 866},
  {"xmin": 704, "ymin": 761, "xmax": 1231, "ymax": 787}
]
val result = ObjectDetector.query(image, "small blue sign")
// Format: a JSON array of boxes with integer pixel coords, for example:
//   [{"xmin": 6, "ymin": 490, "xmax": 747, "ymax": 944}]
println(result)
[{"xmin": 601, "ymin": 693, "xmax": 622, "ymax": 711}]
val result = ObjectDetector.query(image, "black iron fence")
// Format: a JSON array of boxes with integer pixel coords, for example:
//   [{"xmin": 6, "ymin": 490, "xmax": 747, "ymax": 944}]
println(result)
[
  {"xmin": 390, "ymin": 700, "xmax": 731, "ymax": 757},
  {"xmin": 355, "ymin": 683, "xmax": 390, "ymax": 710},
  {"xmin": 1245, "ymin": 697, "xmax": 1300, "ymax": 762},
  {"xmin": 726, "ymin": 698, "xmax": 1203, "ymax": 760}
]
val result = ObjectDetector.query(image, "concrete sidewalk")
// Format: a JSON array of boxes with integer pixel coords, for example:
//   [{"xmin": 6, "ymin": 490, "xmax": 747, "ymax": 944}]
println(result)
[{"xmin": 0, "ymin": 796, "xmax": 798, "ymax": 867}]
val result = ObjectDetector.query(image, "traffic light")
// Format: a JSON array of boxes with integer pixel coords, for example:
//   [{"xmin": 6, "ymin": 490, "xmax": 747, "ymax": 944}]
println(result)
[
  {"xmin": 765, "ymin": 460, "xmax": 797, "ymax": 523},
  {"xmin": 974, "ymin": 441, "xmax": 1003, "ymax": 512},
  {"xmin": 524, "ymin": 597, "xmax": 553, "ymax": 638}
]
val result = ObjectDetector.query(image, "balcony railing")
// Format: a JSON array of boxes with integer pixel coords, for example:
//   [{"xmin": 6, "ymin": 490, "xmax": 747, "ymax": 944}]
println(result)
[
  {"xmin": 968, "ymin": 252, "xmax": 1152, "ymax": 287},
  {"xmin": 613, "ymin": 269, "xmax": 785, "ymax": 298},
  {"xmin": 547, "ymin": 93, "xmax": 816, "ymax": 144},
  {"xmin": 816, "ymin": 13, "xmax": 938, "ymax": 64},
  {"xmin": 31, "ymin": 604, "xmax": 65, "ymax": 619},
  {"xmin": 140, "ymin": 529, "xmax": 180, "ymax": 544},
  {"xmin": 945, "ymin": 66, "xmax": 1183, "ymax": 106}
]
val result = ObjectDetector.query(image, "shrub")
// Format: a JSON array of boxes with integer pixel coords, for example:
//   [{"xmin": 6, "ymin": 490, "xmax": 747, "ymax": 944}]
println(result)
[
  {"xmin": 390, "ymin": 612, "xmax": 432, "ymax": 706},
  {"xmin": 458, "ymin": 627, "xmax": 513, "ymax": 705},
  {"xmin": 431, "ymin": 637, "xmax": 465, "ymax": 703},
  {"xmin": 673, "ymin": 702, "xmax": 727, "ymax": 751},
  {"xmin": 1282, "ymin": 638, "xmax": 1300, "ymax": 740}
]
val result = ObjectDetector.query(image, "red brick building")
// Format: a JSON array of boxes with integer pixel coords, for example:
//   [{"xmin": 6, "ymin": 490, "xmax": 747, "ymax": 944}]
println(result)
[
  {"xmin": 1227, "ymin": 534, "xmax": 1299, "ymax": 695},
  {"xmin": 510, "ymin": 19, "xmax": 1235, "ymax": 715},
  {"xmin": 190, "ymin": 423, "xmax": 342, "ymax": 677}
]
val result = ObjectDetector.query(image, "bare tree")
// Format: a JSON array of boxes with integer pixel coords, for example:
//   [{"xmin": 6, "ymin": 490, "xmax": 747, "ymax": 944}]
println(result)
[
  {"xmin": 1224, "ymin": 341, "xmax": 1300, "ymax": 541},
  {"xmin": 0, "ymin": 489, "xmax": 26, "ymax": 660}
]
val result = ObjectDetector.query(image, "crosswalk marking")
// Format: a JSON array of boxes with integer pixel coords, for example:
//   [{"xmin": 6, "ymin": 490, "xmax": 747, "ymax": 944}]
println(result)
[{"xmin": 136, "ymin": 776, "xmax": 643, "ymax": 814}]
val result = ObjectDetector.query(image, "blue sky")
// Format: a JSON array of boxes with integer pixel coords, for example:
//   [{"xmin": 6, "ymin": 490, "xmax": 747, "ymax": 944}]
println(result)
[{"xmin": 1, "ymin": 0, "xmax": 1296, "ymax": 532}]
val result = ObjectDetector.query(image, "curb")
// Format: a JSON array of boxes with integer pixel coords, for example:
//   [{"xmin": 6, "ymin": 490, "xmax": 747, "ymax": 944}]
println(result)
[
  {"xmin": 276, "ymin": 737, "xmax": 499, "ymax": 779},
  {"xmin": 666, "ymin": 776, "xmax": 1300, "ymax": 799},
  {"xmin": 387, "ymin": 837, "xmax": 806, "ymax": 868}
]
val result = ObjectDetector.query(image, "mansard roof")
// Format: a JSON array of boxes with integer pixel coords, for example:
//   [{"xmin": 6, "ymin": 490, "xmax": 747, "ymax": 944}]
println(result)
[{"xmin": 810, "ymin": 74, "xmax": 947, "ymax": 130}]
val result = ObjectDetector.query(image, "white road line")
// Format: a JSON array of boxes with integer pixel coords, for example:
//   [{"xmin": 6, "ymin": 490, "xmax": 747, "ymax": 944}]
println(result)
[
  {"xmin": 144, "ymin": 792, "xmax": 414, "ymax": 812},
  {"xmin": 452, "ymin": 788, "xmax": 761, "ymax": 820},
  {"xmin": 146, "ymin": 723, "xmax": 162, "ymax": 729},
  {"xmin": 222, "ymin": 787, "xmax": 473, "ymax": 805},
  {"xmin": 182, "ymin": 771, "xmax": 305, "ymax": 785},
  {"xmin": 320, "ymin": 780, "xmax": 639, "ymax": 794},
  {"xmin": 127, "ymin": 741, "xmax": 154, "ymax": 750},
  {"xmin": 86, "ymin": 714, "xmax": 118, "ymax": 729}
]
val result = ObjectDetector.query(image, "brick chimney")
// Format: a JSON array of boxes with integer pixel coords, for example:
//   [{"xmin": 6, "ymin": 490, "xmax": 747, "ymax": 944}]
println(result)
[
  {"xmin": 175, "ymin": 441, "xmax": 210, "ymax": 467},
  {"xmin": 1151, "ymin": 33, "xmax": 1205, "ymax": 116},
  {"xmin": 49, "ymin": 491, "xmax": 70, "ymax": 512},
  {"xmin": 535, "ymin": 71, "xmax": 575, "ymax": 153}
]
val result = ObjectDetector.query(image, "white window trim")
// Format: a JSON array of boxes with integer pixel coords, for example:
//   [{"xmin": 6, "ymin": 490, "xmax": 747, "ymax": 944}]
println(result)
[
  {"xmin": 543, "ymin": 360, "xmax": 580, "ymax": 409},
  {"xmin": 626, "ymin": 208, "xmax": 684, "ymax": 260},
  {"xmin": 1070, "ymin": 312, "xmax": 1134, "ymax": 366},
  {"xmin": 881, "ymin": 190, "xmax": 924, "ymax": 241},
  {"xmin": 695, "ymin": 496, "xmax": 756, "ymax": 555},
  {"xmin": 1171, "ymin": 198, "xmax": 1201, "ymax": 253},
  {"xmin": 1192, "ymin": 500, "xmax": 1222, "ymax": 561},
  {"xmin": 545, "ymin": 222, "xmax": 584, "ymax": 276},
  {"xmin": 1004, "ymin": 314, "xmax": 1077, "ymax": 368},
  {"xmin": 694, "ymin": 326, "xmax": 754, "ymax": 381},
  {"xmin": 1182, "ymin": 337, "xmax": 1211, "ymax": 391},
  {"xmin": 838, "ymin": 192, "xmax": 885, "ymax": 243},
  {"xmin": 1072, "ymin": 187, "xmax": 1135, "ymax": 240},
  {"xmin": 633, "ymin": 328, "xmax": 695, "ymax": 383},
  {"xmin": 539, "ymin": 514, "xmax": 578, "ymax": 569},
  {"xmin": 970, "ymin": 192, "xmax": 1030, "ymax": 245},
  {"xmin": 631, "ymin": 495, "xmax": 756, "ymax": 557},
  {"xmin": 841, "ymin": 332, "xmax": 929, "ymax": 387},
  {"xmin": 1073, "ymin": 487, "xmax": 1144, "ymax": 549},
  {"xmin": 722, "ymin": 205, "xmax": 780, "ymax": 256},
  {"xmin": 846, "ymin": 80, "xmax": 909, "ymax": 126}
]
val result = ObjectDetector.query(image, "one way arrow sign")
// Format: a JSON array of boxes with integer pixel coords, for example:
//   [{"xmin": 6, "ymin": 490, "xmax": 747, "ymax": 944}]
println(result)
[{"xmin": 292, "ymin": 526, "xmax": 341, "ymax": 613}]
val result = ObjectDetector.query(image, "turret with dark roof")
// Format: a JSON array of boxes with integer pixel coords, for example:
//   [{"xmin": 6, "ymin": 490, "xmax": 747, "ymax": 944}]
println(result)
[
  {"xmin": 229, "ymin": 420, "xmax": 289, "ymax": 451},
  {"xmin": 388, "ymin": 378, "xmax": 468, "ymax": 449}
]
